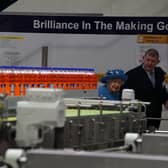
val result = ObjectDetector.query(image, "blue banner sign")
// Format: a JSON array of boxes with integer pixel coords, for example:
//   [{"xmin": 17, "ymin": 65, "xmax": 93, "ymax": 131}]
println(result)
[{"xmin": 0, "ymin": 14, "xmax": 168, "ymax": 34}]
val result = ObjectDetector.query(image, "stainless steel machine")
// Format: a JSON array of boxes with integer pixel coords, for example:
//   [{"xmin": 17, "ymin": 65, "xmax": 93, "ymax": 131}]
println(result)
[
  {"xmin": 1, "ymin": 88, "xmax": 168, "ymax": 168},
  {"xmin": 4, "ymin": 131, "xmax": 168, "ymax": 168},
  {"xmin": 3, "ymin": 147, "xmax": 168, "ymax": 168},
  {"xmin": 0, "ymin": 89, "xmax": 148, "ymax": 151},
  {"xmin": 62, "ymin": 98, "xmax": 147, "ymax": 150}
]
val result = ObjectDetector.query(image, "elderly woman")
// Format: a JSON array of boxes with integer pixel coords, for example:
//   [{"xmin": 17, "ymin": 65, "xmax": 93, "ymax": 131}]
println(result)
[{"xmin": 98, "ymin": 69, "xmax": 127, "ymax": 100}]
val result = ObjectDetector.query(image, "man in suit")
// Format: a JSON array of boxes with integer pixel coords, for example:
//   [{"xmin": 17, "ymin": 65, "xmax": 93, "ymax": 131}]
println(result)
[{"xmin": 124, "ymin": 48, "xmax": 168, "ymax": 130}]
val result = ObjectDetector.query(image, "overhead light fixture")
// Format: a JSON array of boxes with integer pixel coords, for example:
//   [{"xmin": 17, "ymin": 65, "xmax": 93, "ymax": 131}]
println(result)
[{"xmin": 0, "ymin": 0, "xmax": 18, "ymax": 12}]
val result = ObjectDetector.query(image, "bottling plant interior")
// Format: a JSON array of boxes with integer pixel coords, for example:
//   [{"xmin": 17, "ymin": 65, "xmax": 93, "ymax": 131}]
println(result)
[{"xmin": 1, "ymin": 1, "xmax": 168, "ymax": 168}]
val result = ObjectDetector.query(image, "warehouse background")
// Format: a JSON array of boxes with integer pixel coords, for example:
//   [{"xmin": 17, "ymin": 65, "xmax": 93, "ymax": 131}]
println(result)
[{"xmin": 0, "ymin": 0, "xmax": 167, "ymax": 130}]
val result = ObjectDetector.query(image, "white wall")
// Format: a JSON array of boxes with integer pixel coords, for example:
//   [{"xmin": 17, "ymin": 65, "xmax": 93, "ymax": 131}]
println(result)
[
  {"xmin": 1, "ymin": 33, "xmax": 167, "ymax": 73},
  {"xmin": 1, "ymin": 1, "xmax": 168, "ymax": 73},
  {"xmin": 0, "ymin": 33, "xmax": 137, "ymax": 72},
  {"xmin": 48, "ymin": 35, "xmax": 137, "ymax": 73}
]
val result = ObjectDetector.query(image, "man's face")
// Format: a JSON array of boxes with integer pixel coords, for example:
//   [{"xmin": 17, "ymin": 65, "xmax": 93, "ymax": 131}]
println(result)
[
  {"xmin": 143, "ymin": 54, "xmax": 159, "ymax": 72},
  {"xmin": 107, "ymin": 79, "xmax": 123, "ymax": 92}
]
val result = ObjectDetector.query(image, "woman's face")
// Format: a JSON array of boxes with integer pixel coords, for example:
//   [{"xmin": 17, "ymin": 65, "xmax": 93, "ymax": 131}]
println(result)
[{"xmin": 107, "ymin": 79, "xmax": 123, "ymax": 92}]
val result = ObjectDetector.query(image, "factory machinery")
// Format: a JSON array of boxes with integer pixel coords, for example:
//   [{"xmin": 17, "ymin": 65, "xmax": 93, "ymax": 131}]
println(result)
[
  {"xmin": 0, "ymin": 66, "xmax": 167, "ymax": 168},
  {"xmin": 0, "ymin": 88, "xmax": 147, "ymax": 152},
  {"xmin": 63, "ymin": 97, "xmax": 147, "ymax": 150},
  {"xmin": 1, "ymin": 88, "xmax": 168, "ymax": 168},
  {"xmin": 0, "ymin": 67, "xmax": 168, "ymax": 168}
]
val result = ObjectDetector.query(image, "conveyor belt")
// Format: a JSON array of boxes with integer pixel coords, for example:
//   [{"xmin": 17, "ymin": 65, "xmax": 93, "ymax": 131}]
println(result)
[
  {"xmin": 65, "ymin": 109, "xmax": 127, "ymax": 117},
  {"xmin": 0, "ymin": 109, "xmax": 128, "ymax": 122}
]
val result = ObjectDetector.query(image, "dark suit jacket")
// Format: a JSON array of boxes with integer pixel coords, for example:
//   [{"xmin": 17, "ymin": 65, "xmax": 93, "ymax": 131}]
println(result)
[{"xmin": 124, "ymin": 65, "xmax": 168, "ymax": 119}]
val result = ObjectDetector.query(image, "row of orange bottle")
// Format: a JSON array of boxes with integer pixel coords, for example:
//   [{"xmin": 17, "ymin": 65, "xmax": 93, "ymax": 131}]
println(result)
[{"xmin": 0, "ymin": 66, "xmax": 97, "ymax": 96}]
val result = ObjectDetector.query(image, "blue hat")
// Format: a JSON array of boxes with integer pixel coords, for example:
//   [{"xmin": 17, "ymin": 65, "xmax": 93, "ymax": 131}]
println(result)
[{"xmin": 101, "ymin": 69, "xmax": 127, "ymax": 83}]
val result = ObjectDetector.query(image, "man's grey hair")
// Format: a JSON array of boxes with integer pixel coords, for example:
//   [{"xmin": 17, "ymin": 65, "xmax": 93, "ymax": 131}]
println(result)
[{"xmin": 144, "ymin": 48, "xmax": 159, "ymax": 59}]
